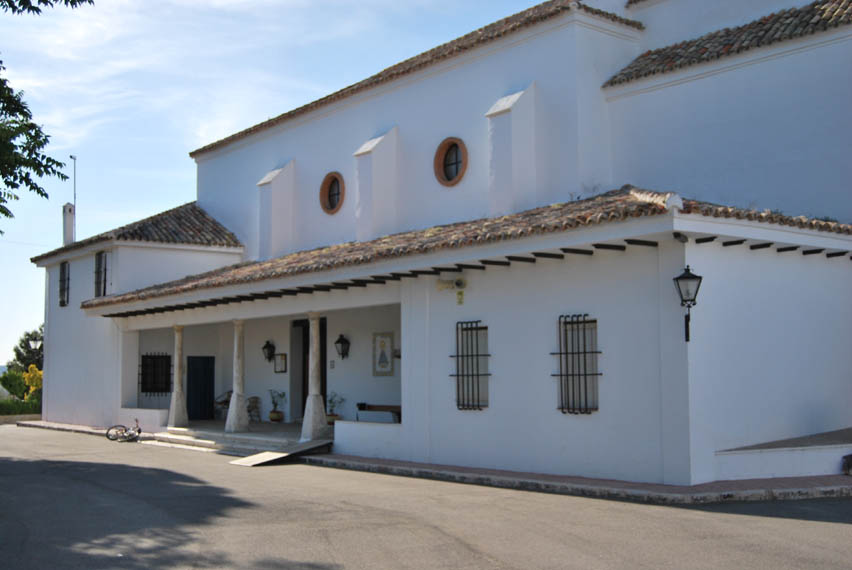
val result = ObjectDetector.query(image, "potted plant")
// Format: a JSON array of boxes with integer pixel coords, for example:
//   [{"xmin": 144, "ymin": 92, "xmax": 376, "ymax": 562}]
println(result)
[
  {"xmin": 326, "ymin": 391, "xmax": 345, "ymax": 425},
  {"xmin": 268, "ymin": 390, "xmax": 287, "ymax": 423}
]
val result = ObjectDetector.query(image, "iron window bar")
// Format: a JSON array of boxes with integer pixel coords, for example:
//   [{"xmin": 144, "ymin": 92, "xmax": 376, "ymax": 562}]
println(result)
[
  {"xmin": 550, "ymin": 314, "xmax": 601, "ymax": 415},
  {"xmin": 450, "ymin": 320, "xmax": 491, "ymax": 411},
  {"xmin": 139, "ymin": 353, "xmax": 172, "ymax": 396}
]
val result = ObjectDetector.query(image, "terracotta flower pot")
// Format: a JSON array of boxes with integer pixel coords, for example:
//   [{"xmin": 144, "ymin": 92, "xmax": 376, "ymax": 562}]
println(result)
[
  {"xmin": 326, "ymin": 413, "xmax": 340, "ymax": 425},
  {"xmin": 269, "ymin": 410, "xmax": 284, "ymax": 423}
]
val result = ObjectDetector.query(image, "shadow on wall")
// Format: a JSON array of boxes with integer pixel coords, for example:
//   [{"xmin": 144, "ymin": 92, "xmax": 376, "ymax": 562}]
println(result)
[{"xmin": 0, "ymin": 457, "xmax": 342, "ymax": 569}]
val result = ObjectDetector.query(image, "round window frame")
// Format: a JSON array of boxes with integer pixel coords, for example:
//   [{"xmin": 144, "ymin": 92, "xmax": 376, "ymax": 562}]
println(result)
[
  {"xmin": 433, "ymin": 137, "xmax": 468, "ymax": 187},
  {"xmin": 319, "ymin": 172, "xmax": 345, "ymax": 215}
]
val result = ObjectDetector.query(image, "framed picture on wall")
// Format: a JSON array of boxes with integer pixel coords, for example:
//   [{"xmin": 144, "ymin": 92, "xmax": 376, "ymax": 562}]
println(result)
[
  {"xmin": 372, "ymin": 332, "xmax": 394, "ymax": 377},
  {"xmin": 274, "ymin": 353, "xmax": 287, "ymax": 373}
]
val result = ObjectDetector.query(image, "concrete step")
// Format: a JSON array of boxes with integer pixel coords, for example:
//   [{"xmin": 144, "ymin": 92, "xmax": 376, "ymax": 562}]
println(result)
[
  {"xmin": 152, "ymin": 429, "xmax": 322, "ymax": 458},
  {"xmin": 165, "ymin": 427, "xmax": 300, "ymax": 448}
]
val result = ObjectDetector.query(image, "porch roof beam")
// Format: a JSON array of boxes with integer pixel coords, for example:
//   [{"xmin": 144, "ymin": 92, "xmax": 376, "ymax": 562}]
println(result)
[
  {"xmin": 456, "ymin": 263, "xmax": 485, "ymax": 270},
  {"xmin": 532, "ymin": 251, "xmax": 564, "ymax": 260},
  {"xmin": 561, "ymin": 247, "xmax": 594, "ymax": 256},
  {"xmin": 506, "ymin": 255, "xmax": 536, "ymax": 263},
  {"xmin": 480, "ymin": 259, "xmax": 511, "ymax": 266},
  {"xmin": 624, "ymin": 239, "xmax": 658, "ymax": 247},
  {"xmin": 433, "ymin": 266, "xmax": 463, "ymax": 273},
  {"xmin": 593, "ymin": 243, "xmax": 627, "ymax": 251},
  {"xmin": 410, "ymin": 269, "xmax": 440, "ymax": 276}
]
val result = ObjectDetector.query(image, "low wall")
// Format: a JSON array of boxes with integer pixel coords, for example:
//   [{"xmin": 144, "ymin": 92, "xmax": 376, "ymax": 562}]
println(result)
[
  {"xmin": 716, "ymin": 444, "xmax": 852, "ymax": 480},
  {"xmin": 117, "ymin": 407, "xmax": 169, "ymax": 433},
  {"xmin": 0, "ymin": 414, "xmax": 41, "ymax": 425},
  {"xmin": 333, "ymin": 421, "xmax": 405, "ymax": 459}
]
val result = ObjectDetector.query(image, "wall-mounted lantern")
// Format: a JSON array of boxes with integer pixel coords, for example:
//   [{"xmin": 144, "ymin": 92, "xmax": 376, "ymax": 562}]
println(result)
[
  {"xmin": 28, "ymin": 338, "xmax": 43, "ymax": 351},
  {"xmin": 673, "ymin": 265, "xmax": 702, "ymax": 342},
  {"xmin": 262, "ymin": 340, "xmax": 276, "ymax": 362},
  {"xmin": 334, "ymin": 334, "xmax": 351, "ymax": 359}
]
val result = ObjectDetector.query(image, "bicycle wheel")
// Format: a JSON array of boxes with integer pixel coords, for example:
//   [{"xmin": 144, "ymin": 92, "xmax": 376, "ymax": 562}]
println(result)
[{"xmin": 106, "ymin": 425, "xmax": 127, "ymax": 441}]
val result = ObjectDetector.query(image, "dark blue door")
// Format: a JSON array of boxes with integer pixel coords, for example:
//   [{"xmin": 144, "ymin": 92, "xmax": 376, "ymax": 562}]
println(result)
[{"xmin": 187, "ymin": 356, "xmax": 215, "ymax": 421}]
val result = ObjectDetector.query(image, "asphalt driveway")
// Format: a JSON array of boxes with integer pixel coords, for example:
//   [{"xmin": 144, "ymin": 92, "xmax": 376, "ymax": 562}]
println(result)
[{"xmin": 1, "ymin": 425, "xmax": 850, "ymax": 569}]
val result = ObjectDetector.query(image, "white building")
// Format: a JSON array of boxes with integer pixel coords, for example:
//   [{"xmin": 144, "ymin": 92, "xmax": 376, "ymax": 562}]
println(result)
[{"xmin": 32, "ymin": 0, "xmax": 852, "ymax": 485}]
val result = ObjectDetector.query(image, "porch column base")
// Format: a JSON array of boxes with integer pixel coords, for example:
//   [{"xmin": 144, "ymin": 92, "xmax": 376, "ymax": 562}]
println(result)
[
  {"xmin": 300, "ymin": 394, "xmax": 329, "ymax": 442},
  {"xmin": 225, "ymin": 392, "xmax": 249, "ymax": 433}
]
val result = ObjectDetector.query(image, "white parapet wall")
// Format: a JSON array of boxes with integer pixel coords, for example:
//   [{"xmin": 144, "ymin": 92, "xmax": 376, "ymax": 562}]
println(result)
[
  {"xmin": 117, "ymin": 407, "xmax": 169, "ymax": 434},
  {"xmin": 333, "ymin": 421, "xmax": 405, "ymax": 460},
  {"xmin": 715, "ymin": 444, "xmax": 852, "ymax": 481}
]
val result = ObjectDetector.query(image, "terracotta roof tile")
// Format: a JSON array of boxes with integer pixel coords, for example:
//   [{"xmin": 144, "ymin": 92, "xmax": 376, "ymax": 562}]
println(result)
[
  {"xmin": 189, "ymin": 1, "xmax": 643, "ymax": 158},
  {"xmin": 605, "ymin": 1, "xmax": 852, "ymax": 87},
  {"xmin": 31, "ymin": 202, "xmax": 242, "ymax": 264},
  {"xmin": 81, "ymin": 186, "xmax": 852, "ymax": 310}
]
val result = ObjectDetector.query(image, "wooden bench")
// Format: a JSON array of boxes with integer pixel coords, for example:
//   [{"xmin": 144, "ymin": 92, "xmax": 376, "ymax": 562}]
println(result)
[{"xmin": 356, "ymin": 403, "xmax": 401, "ymax": 423}]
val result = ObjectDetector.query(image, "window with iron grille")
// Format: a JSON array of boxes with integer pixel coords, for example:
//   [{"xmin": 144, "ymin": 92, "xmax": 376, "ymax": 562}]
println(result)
[
  {"xmin": 551, "ymin": 314, "xmax": 601, "ymax": 414},
  {"xmin": 139, "ymin": 353, "xmax": 172, "ymax": 395},
  {"xmin": 59, "ymin": 261, "xmax": 70, "ymax": 307},
  {"xmin": 94, "ymin": 251, "xmax": 107, "ymax": 297},
  {"xmin": 450, "ymin": 321, "xmax": 490, "ymax": 410}
]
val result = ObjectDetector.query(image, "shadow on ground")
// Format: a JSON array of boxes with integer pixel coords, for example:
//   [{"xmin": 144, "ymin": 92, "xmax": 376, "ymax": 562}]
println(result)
[
  {"xmin": 0, "ymin": 457, "xmax": 342, "ymax": 569},
  {"xmin": 682, "ymin": 498, "xmax": 852, "ymax": 524}
]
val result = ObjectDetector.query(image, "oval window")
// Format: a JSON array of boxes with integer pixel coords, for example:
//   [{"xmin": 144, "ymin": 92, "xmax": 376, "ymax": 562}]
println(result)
[
  {"xmin": 319, "ymin": 172, "xmax": 345, "ymax": 215},
  {"xmin": 434, "ymin": 137, "xmax": 468, "ymax": 187}
]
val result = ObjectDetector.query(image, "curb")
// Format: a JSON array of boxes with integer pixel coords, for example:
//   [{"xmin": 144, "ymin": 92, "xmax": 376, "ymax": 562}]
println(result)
[
  {"xmin": 15, "ymin": 420, "xmax": 154, "ymax": 441},
  {"xmin": 301, "ymin": 455, "xmax": 852, "ymax": 505}
]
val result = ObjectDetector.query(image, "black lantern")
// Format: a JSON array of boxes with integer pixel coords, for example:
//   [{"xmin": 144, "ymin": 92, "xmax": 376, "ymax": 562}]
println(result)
[
  {"xmin": 673, "ymin": 265, "xmax": 702, "ymax": 342},
  {"xmin": 334, "ymin": 334, "xmax": 350, "ymax": 359},
  {"xmin": 262, "ymin": 340, "xmax": 276, "ymax": 362}
]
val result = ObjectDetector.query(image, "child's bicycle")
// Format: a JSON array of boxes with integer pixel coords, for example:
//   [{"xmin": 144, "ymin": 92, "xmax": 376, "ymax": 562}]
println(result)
[{"xmin": 105, "ymin": 419, "xmax": 142, "ymax": 442}]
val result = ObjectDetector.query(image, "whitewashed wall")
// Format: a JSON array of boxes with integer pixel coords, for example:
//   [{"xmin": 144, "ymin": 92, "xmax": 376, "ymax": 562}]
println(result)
[
  {"xmin": 113, "ymin": 245, "xmax": 242, "ymax": 294},
  {"xmin": 325, "ymin": 304, "xmax": 401, "ymax": 422},
  {"xmin": 195, "ymin": 12, "xmax": 640, "ymax": 259},
  {"xmin": 624, "ymin": 0, "xmax": 801, "ymax": 50},
  {"xmin": 42, "ymin": 256, "xmax": 120, "ymax": 428},
  {"xmin": 608, "ymin": 28, "xmax": 852, "ymax": 222},
  {"xmin": 338, "ymin": 243, "xmax": 687, "ymax": 484},
  {"xmin": 685, "ymin": 241, "xmax": 852, "ymax": 484}
]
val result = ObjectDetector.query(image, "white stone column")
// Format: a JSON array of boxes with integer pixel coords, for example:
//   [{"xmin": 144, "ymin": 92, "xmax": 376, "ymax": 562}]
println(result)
[
  {"xmin": 225, "ymin": 320, "xmax": 249, "ymax": 433},
  {"xmin": 300, "ymin": 312, "xmax": 328, "ymax": 441},
  {"xmin": 167, "ymin": 325, "xmax": 188, "ymax": 428}
]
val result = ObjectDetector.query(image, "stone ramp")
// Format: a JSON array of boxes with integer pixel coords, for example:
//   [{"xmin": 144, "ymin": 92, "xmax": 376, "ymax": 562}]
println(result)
[{"xmin": 230, "ymin": 441, "xmax": 334, "ymax": 467}]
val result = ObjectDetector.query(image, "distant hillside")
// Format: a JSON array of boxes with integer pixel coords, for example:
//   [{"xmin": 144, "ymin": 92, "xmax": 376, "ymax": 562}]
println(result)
[{"xmin": 0, "ymin": 365, "xmax": 5, "ymax": 375}]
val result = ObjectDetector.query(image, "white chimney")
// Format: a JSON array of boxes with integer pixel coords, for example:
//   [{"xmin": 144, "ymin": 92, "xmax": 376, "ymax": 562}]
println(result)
[{"xmin": 62, "ymin": 202, "xmax": 75, "ymax": 245}]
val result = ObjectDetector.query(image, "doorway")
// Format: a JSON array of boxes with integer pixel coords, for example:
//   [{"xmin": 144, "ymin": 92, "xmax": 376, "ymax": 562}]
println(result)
[
  {"xmin": 187, "ymin": 356, "xmax": 215, "ymax": 421},
  {"xmin": 292, "ymin": 318, "xmax": 327, "ymax": 415}
]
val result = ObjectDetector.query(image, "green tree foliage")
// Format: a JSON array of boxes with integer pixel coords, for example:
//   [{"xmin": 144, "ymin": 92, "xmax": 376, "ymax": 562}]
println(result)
[
  {"xmin": 0, "ymin": 0, "xmax": 92, "ymax": 16},
  {"xmin": 0, "ymin": 0, "xmax": 93, "ymax": 232},
  {"xmin": 8, "ymin": 324, "xmax": 43, "ymax": 371},
  {"xmin": 0, "ymin": 368, "xmax": 27, "ymax": 399}
]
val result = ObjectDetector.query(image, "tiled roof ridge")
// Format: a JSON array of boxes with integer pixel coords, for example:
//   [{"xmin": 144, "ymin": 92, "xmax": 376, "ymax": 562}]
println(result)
[
  {"xmin": 81, "ymin": 185, "xmax": 852, "ymax": 310},
  {"xmin": 189, "ymin": 1, "xmax": 644, "ymax": 159},
  {"xmin": 605, "ymin": 0, "xmax": 852, "ymax": 87},
  {"xmin": 31, "ymin": 202, "xmax": 242, "ymax": 263}
]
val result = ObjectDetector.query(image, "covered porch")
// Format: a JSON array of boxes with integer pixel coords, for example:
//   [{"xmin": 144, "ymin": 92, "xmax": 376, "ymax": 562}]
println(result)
[{"xmin": 117, "ymin": 299, "xmax": 403, "ymax": 444}]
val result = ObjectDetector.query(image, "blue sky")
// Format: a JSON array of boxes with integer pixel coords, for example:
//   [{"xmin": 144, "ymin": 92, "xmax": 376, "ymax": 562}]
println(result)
[{"xmin": 0, "ymin": 0, "xmax": 538, "ymax": 363}]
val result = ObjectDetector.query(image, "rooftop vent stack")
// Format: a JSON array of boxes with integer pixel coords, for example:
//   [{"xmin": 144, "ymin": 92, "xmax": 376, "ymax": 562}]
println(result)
[{"xmin": 62, "ymin": 202, "xmax": 76, "ymax": 245}]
